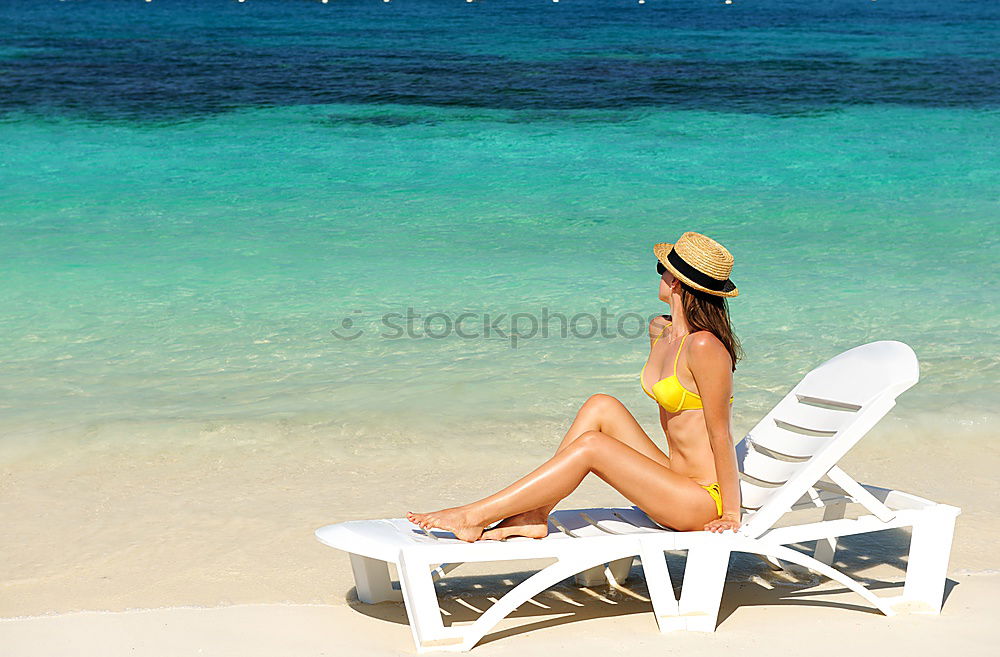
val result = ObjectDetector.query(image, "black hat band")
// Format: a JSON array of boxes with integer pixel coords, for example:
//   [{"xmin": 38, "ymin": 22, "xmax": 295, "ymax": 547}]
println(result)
[{"xmin": 666, "ymin": 248, "xmax": 731, "ymax": 292}]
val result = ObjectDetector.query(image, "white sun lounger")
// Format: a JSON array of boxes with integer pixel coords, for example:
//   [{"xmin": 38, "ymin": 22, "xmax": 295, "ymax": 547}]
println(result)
[{"xmin": 314, "ymin": 341, "xmax": 961, "ymax": 652}]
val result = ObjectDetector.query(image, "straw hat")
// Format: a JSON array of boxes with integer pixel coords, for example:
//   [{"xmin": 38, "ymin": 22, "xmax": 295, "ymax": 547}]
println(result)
[{"xmin": 654, "ymin": 231, "xmax": 738, "ymax": 298}]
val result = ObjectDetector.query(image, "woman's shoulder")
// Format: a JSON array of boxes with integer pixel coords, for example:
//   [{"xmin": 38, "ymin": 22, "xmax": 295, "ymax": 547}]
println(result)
[
  {"xmin": 686, "ymin": 330, "xmax": 733, "ymax": 368},
  {"xmin": 648, "ymin": 314, "xmax": 672, "ymax": 337},
  {"xmin": 687, "ymin": 329, "xmax": 722, "ymax": 348}
]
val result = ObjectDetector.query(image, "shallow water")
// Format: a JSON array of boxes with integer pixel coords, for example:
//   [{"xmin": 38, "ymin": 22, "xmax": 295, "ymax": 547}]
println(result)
[{"xmin": 2, "ymin": 100, "xmax": 997, "ymax": 458}]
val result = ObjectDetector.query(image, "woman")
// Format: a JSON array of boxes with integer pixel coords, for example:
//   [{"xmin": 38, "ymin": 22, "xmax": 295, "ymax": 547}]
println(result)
[{"xmin": 408, "ymin": 231, "xmax": 743, "ymax": 541}]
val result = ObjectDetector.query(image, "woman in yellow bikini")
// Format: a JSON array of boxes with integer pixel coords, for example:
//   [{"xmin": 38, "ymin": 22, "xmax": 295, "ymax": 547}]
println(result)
[{"xmin": 408, "ymin": 231, "xmax": 743, "ymax": 541}]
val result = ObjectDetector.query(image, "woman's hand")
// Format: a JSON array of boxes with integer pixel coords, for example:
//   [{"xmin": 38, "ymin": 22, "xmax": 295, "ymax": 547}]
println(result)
[{"xmin": 704, "ymin": 511, "xmax": 741, "ymax": 533}]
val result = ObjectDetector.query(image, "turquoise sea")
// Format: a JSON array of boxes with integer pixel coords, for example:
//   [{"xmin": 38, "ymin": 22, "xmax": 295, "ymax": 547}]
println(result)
[{"xmin": 1, "ymin": 0, "xmax": 998, "ymax": 462}]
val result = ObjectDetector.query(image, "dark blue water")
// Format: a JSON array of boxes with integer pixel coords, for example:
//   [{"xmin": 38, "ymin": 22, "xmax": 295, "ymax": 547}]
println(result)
[{"xmin": 2, "ymin": 0, "xmax": 998, "ymax": 122}]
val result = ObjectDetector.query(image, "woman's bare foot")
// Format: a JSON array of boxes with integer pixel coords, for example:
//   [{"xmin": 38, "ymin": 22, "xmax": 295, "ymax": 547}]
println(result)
[
  {"xmin": 481, "ymin": 508, "xmax": 550, "ymax": 541},
  {"xmin": 406, "ymin": 507, "xmax": 485, "ymax": 543}
]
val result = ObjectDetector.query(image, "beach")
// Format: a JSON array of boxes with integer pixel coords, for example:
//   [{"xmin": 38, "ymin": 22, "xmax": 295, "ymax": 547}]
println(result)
[
  {"xmin": 1, "ymin": 0, "xmax": 998, "ymax": 654},
  {"xmin": 2, "ymin": 412, "xmax": 998, "ymax": 653},
  {"xmin": 2, "ymin": 573, "xmax": 999, "ymax": 656}
]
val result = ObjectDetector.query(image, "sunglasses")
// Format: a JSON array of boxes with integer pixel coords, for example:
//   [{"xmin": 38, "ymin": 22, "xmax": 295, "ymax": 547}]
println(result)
[{"xmin": 656, "ymin": 261, "xmax": 666, "ymax": 276}]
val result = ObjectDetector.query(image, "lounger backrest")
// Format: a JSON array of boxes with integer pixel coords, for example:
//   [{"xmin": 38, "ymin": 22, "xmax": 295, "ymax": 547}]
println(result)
[{"xmin": 735, "ymin": 341, "xmax": 919, "ymax": 538}]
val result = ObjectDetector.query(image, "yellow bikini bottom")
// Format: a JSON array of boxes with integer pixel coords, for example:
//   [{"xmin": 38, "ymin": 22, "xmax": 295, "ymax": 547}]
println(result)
[{"xmin": 700, "ymin": 482, "xmax": 723, "ymax": 517}]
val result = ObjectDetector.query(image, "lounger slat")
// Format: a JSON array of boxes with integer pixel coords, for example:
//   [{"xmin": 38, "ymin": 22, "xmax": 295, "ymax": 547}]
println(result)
[
  {"xmin": 613, "ymin": 510, "xmax": 670, "ymax": 532},
  {"xmin": 549, "ymin": 516, "xmax": 580, "ymax": 538},
  {"xmin": 746, "ymin": 425, "xmax": 832, "ymax": 459},
  {"xmin": 772, "ymin": 399, "xmax": 860, "ymax": 433},
  {"xmin": 738, "ymin": 477, "xmax": 778, "ymax": 510},
  {"xmin": 579, "ymin": 512, "xmax": 624, "ymax": 535},
  {"xmin": 795, "ymin": 394, "xmax": 862, "ymax": 412},
  {"xmin": 739, "ymin": 442, "xmax": 810, "ymax": 485}
]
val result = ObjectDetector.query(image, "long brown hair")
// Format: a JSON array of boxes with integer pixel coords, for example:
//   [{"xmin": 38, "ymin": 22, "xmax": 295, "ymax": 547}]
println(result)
[{"xmin": 679, "ymin": 282, "xmax": 743, "ymax": 371}]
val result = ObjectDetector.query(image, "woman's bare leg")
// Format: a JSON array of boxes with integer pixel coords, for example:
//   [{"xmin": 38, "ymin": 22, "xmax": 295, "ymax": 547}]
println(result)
[
  {"xmin": 481, "ymin": 394, "xmax": 670, "ymax": 540},
  {"xmin": 406, "ymin": 430, "xmax": 716, "ymax": 542}
]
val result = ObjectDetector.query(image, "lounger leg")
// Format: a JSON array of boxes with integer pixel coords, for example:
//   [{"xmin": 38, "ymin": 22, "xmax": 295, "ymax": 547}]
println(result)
[
  {"xmin": 678, "ymin": 543, "xmax": 731, "ymax": 632},
  {"xmin": 639, "ymin": 545, "xmax": 682, "ymax": 632},
  {"xmin": 397, "ymin": 552, "xmax": 466, "ymax": 653},
  {"xmin": 574, "ymin": 556, "xmax": 635, "ymax": 586},
  {"xmin": 813, "ymin": 501, "xmax": 847, "ymax": 566},
  {"xmin": 608, "ymin": 556, "xmax": 634, "ymax": 584},
  {"xmin": 574, "ymin": 564, "xmax": 607, "ymax": 587},
  {"xmin": 899, "ymin": 507, "xmax": 958, "ymax": 614},
  {"xmin": 349, "ymin": 553, "xmax": 401, "ymax": 604}
]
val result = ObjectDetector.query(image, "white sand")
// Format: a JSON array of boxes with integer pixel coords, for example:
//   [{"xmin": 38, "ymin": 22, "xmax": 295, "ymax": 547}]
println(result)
[
  {"xmin": 2, "ymin": 573, "xmax": 997, "ymax": 656},
  {"xmin": 2, "ymin": 419, "xmax": 997, "ymax": 614},
  {"xmin": 2, "ymin": 415, "xmax": 997, "ymax": 654}
]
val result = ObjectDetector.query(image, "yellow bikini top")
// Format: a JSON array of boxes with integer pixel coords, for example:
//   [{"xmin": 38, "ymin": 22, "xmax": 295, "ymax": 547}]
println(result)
[{"xmin": 640, "ymin": 324, "xmax": 734, "ymax": 413}]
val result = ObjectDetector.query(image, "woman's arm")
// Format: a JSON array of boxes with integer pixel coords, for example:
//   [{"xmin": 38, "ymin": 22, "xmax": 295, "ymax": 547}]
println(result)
[{"xmin": 687, "ymin": 333, "xmax": 742, "ymax": 532}]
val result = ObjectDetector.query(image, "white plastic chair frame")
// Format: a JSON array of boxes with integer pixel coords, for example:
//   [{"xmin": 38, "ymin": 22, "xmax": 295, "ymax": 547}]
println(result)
[{"xmin": 315, "ymin": 341, "xmax": 961, "ymax": 652}]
